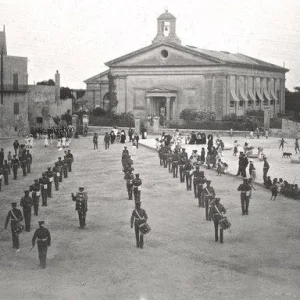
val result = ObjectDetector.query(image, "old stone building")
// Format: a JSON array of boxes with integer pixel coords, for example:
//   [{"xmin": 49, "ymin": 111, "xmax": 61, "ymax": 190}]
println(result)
[{"xmin": 85, "ymin": 11, "xmax": 288, "ymax": 120}]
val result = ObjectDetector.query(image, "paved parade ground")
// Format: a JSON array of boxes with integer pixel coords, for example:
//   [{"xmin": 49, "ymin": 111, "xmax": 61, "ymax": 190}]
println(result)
[{"xmin": 0, "ymin": 136, "xmax": 300, "ymax": 300}]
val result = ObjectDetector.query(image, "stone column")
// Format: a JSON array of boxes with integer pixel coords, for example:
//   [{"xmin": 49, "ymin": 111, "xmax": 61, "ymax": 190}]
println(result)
[
  {"xmin": 135, "ymin": 118, "xmax": 140, "ymax": 135},
  {"xmin": 146, "ymin": 97, "xmax": 151, "ymax": 116},
  {"xmin": 172, "ymin": 97, "xmax": 177, "ymax": 120},
  {"xmin": 166, "ymin": 97, "xmax": 171, "ymax": 120}
]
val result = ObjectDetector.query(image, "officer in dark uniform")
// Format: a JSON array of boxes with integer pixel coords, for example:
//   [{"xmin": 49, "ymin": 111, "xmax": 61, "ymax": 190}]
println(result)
[
  {"xmin": 4, "ymin": 202, "xmax": 23, "ymax": 250},
  {"xmin": 39, "ymin": 173, "xmax": 49, "ymax": 206},
  {"xmin": 209, "ymin": 198, "xmax": 226, "ymax": 243},
  {"xmin": 172, "ymin": 149, "xmax": 179, "ymax": 178},
  {"xmin": 2, "ymin": 160, "xmax": 10, "ymax": 185},
  {"xmin": 62, "ymin": 156, "xmax": 69, "ymax": 178},
  {"xmin": 71, "ymin": 187, "xmax": 88, "ymax": 228},
  {"xmin": 25, "ymin": 150, "xmax": 33, "ymax": 173},
  {"xmin": 12, "ymin": 155, "xmax": 19, "ymax": 180},
  {"xmin": 20, "ymin": 190, "xmax": 34, "ymax": 232},
  {"xmin": 32, "ymin": 221, "xmax": 51, "ymax": 268},
  {"xmin": 191, "ymin": 166, "xmax": 202, "ymax": 198},
  {"xmin": 130, "ymin": 201, "xmax": 148, "ymax": 249},
  {"xmin": 52, "ymin": 163, "xmax": 60, "ymax": 191},
  {"xmin": 202, "ymin": 180, "xmax": 216, "ymax": 221},
  {"xmin": 179, "ymin": 148, "xmax": 188, "ymax": 183},
  {"xmin": 124, "ymin": 169, "xmax": 134, "ymax": 200},
  {"xmin": 132, "ymin": 174, "xmax": 142, "ymax": 203},
  {"xmin": 45, "ymin": 167, "xmax": 54, "ymax": 198},
  {"xmin": 166, "ymin": 150, "xmax": 173, "ymax": 173},
  {"xmin": 237, "ymin": 178, "xmax": 252, "ymax": 215},
  {"xmin": 20, "ymin": 155, "xmax": 27, "ymax": 176},
  {"xmin": 66, "ymin": 150, "xmax": 74, "ymax": 172},
  {"xmin": 56, "ymin": 157, "xmax": 63, "ymax": 182},
  {"xmin": 183, "ymin": 160, "xmax": 193, "ymax": 190},
  {"xmin": 32, "ymin": 179, "xmax": 41, "ymax": 216},
  {"xmin": 198, "ymin": 171, "xmax": 207, "ymax": 207}
]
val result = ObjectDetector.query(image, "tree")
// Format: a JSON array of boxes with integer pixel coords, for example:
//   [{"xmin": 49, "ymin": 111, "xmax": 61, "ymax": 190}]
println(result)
[
  {"xmin": 60, "ymin": 87, "xmax": 74, "ymax": 100},
  {"xmin": 107, "ymin": 71, "xmax": 118, "ymax": 112},
  {"xmin": 37, "ymin": 79, "xmax": 55, "ymax": 86}
]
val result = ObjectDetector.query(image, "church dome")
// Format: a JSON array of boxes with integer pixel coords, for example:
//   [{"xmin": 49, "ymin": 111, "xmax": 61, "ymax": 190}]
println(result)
[{"xmin": 157, "ymin": 10, "xmax": 176, "ymax": 20}]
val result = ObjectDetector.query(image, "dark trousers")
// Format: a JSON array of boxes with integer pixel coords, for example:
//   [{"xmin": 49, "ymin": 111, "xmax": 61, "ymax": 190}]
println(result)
[
  {"xmin": 26, "ymin": 163, "xmax": 31, "ymax": 173},
  {"xmin": 47, "ymin": 182, "xmax": 52, "ymax": 197},
  {"xmin": 241, "ymin": 168, "xmax": 246, "ymax": 178},
  {"xmin": 14, "ymin": 148, "xmax": 18, "ymax": 155},
  {"xmin": 41, "ymin": 187, "xmax": 48, "ymax": 206},
  {"xmin": 186, "ymin": 175, "xmax": 192, "ymax": 190},
  {"xmin": 163, "ymin": 158, "xmax": 167, "ymax": 168},
  {"xmin": 78, "ymin": 211, "xmax": 86, "ymax": 228},
  {"xmin": 105, "ymin": 142, "xmax": 110, "ymax": 149},
  {"xmin": 179, "ymin": 165, "xmax": 185, "ymax": 182},
  {"xmin": 134, "ymin": 223, "xmax": 144, "ymax": 248},
  {"xmin": 205, "ymin": 198, "xmax": 211, "ymax": 221},
  {"xmin": 68, "ymin": 162, "xmax": 72, "ymax": 172},
  {"xmin": 214, "ymin": 221, "xmax": 224, "ymax": 243},
  {"xmin": 22, "ymin": 166, "xmax": 27, "ymax": 176},
  {"xmin": 263, "ymin": 171, "xmax": 268, "ymax": 183},
  {"xmin": 54, "ymin": 178, "xmax": 59, "ymax": 191},
  {"xmin": 0, "ymin": 178, "xmax": 2, "ymax": 191},
  {"xmin": 59, "ymin": 171, "xmax": 63, "ymax": 182},
  {"xmin": 11, "ymin": 225, "xmax": 20, "ymax": 249},
  {"xmin": 159, "ymin": 157, "xmax": 163, "ymax": 166},
  {"xmin": 13, "ymin": 168, "xmax": 18, "ymax": 180},
  {"xmin": 33, "ymin": 197, "xmax": 39, "ymax": 216},
  {"xmin": 172, "ymin": 163, "xmax": 178, "ymax": 178},
  {"xmin": 241, "ymin": 195, "xmax": 250, "ymax": 215},
  {"xmin": 23, "ymin": 208, "xmax": 31, "ymax": 232},
  {"xmin": 94, "ymin": 142, "xmax": 98, "ymax": 149},
  {"xmin": 126, "ymin": 184, "xmax": 133, "ymax": 200},
  {"xmin": 198, "ymin": 189, "xmax": 204, "ymax": 207},
  {"xmin": 168, "ymin": 162, "xmax": 172, "ymax": 173},
  {"xmin": 38, "ymin": 245, "xmax": 48, "ymax": 268},
  {"xmin": 193, "ymin": 180, "xmax": 198, "ymax": 198},
  {"xmin": 4, "ymin": 172, "xmax": 9, "ymax": 185},
  {"xmin": 133, "ymin": 188, "xmax": 141, "ymax": 203},
  {"xmin": 63, "ymin": 168, "xmax": 68, "ymax": 178}
]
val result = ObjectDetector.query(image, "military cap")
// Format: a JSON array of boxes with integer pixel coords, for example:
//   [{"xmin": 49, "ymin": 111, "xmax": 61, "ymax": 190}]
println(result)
[
  {"xmin": 182, "ymin": 148, "xmax": 186, "ymax": 151},
  {"xmin": 47, "ymin": 167, "xmax": 51, "ymax": 170},
  {"xmin": 11, "ymin": 202, "xmax": 17, "ymax": 207},
  {"xmin": 38, "ymin": 221, "xmax": 45, "ymax": 225},
  {"xmin": 135, "ymin": 173, "xmax": 139, "ymax": 176},
  {"xmin": 68, "ymin": 150, "xmax": 71, "ymax": 152},
  {"xmin": 196, "ymin": 166, "xmax": 200, "ymax": 169},
  {"xmin": 243, "ymin": 177, "xmax": 248, "ymax": 181},
  {"xmin": 206, "ymin": 180, "xmax": 211, "ymax": 183},
  {"xmin": 79, "ymin": 187, "xmax": 84, "ymax": 190},
  {"xmin": 34, "ymin": 179, "xmax": 39, "ymax": 182},
  {"xmin": 24, "ymin": 190, "xmax": 29, "ymax": 194},
  {"xmin": 215, "ymin": 197, "xmax": 221, "ymax": 201},
  {"xmin": 58, "ymin": 157, "xmax": 61, "ymax": 159},
  {"xmin": 124, "ymin": 146, "xmax": 127, "ymax": 149}
]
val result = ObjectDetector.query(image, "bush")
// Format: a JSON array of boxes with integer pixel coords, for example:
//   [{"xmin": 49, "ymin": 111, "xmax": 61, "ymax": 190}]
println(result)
[
  {"xmin": 222, "ymin": 113, "xmax": 239, "ymax": 122},
  {"xmin": 165, "ymin": 119, "xmax": 186, "ymax": 129},
  {"xmin": 93, "ymin": 107, "xmax": 106, "ymax": 117},
  {"xmin": 246, "ymin": 110, "xmax": 264, "ymax": 117},
  {"xmin": 270, "ymin": 118, "xmax": 282, "ymax": 129},
  {"xmin": 179, "ymin": 109, "xmax": 216, "ymax": 122}
]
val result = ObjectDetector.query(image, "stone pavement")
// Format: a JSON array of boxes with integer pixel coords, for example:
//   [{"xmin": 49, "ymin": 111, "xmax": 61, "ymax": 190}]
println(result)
[{"xmin": 139, "ymin": 135, "xmax": 300, "ymax": 186}]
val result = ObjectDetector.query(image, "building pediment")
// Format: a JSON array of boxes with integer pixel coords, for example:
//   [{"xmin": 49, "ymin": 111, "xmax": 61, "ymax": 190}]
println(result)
[
  {"xmin": 146, "ymin": 87, "xmax": 177, "ymax": 93},
  {"xmin": 84, "ymin": 69, "xmax": 109, "ymax": 83}
]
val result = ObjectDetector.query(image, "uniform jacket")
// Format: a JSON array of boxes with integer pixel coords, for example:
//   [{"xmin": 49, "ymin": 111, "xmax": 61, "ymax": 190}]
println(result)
[
  {"xmin": 72, "ymin": 192, "xmax": 88, "ymax": 212},
  {"xmin": 5, "ymin": 208, "xmax": 23, "ymax": 229},
  {"xmin": 209, "ymin": 202, "xmax": 226, "ymax": 222},
  {"xmin": 130, "ymin": 208, "xmax": 148, "ymax": 226},
  {"xmin": 20, "ymin": 196, "xmax": 34, "ymax": 210},
  {"xmin": 32, "ymin": 227, "xmax": 51, "ymax": 246}
]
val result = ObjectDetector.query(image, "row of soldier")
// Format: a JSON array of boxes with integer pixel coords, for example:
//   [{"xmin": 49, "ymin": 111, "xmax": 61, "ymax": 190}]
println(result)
[
  {"xmin": 3, "ymin": 150, "xmax": 75, "ymax": 268},
  {"xmin": 121, "ymin": 146, "xmax": 150, "ymax": 249}
]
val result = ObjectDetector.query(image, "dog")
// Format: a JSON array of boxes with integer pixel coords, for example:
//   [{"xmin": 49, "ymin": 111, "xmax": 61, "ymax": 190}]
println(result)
[{"xmin": 282, "ymin": 152, "xmax": 292, "ymax": 158}]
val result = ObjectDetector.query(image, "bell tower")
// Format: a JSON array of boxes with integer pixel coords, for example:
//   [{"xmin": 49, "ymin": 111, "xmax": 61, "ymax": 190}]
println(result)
[{"xmin": 152, "ymin": 10, "xmax": 181, "ymax": 45}]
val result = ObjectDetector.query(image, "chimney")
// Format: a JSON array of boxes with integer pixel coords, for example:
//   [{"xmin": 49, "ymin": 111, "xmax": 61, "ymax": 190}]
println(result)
[{"xmin": 55, "ymin": 70, "xmax": 60, "ymax": 101}]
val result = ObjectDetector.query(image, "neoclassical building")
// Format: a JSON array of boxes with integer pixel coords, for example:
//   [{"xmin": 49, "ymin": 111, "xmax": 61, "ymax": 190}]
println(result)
[{"xmin": 84, "ymin": 11, "xmax": 288, "ymax": 120}]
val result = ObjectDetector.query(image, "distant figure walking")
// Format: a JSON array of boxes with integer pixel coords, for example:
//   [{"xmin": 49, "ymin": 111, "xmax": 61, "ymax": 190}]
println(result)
[
  {"xmin": 93, "ymin": 133, "xmax": 98, "ymax": 150},
  {"xmin": 279, "ymin": 138, "xmax": 287, "ymax": 151},
  {"xmin": 104, "ymin": 132, "xmax": 110, "ymax": 150},
  {"xmin": 295, "ymin": 138, "xmax": 299, "ymax": 154}
]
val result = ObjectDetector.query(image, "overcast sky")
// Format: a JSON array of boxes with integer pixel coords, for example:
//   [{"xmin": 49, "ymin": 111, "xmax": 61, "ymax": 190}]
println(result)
[{"xmin": 1, "ymin": 0, "xmax": 300, "ymax": 90}]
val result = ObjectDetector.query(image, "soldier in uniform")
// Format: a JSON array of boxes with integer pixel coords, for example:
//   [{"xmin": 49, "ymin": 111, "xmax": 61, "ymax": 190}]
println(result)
[
  {"xmin": 32, "ymin": 179, "xmax": 41, "ymax": 216},
  {"xmin": 52, "ymin": 163, "xmax": 60, "ymax": 191},
  {"xmin": 0, "ymin": 167, "xmax": 3, "ymax": 191},
  {"xmin": 130, "ymin": 201, "xmax": 148, "ymax": 249},
  {"xmin": 45, "ymin": 167, "xmax": 54, "ymax": 198},
  {"xmin": 66, "ymin": 150, "xmax": 74, "ymax": 172},
  {"xmin": 166, "ymin": 150, "xmax": 173, "ymax": 173},
  {"xmin": 124, "ymin": 169, "xmax": 134, "ymax": 200},
  {"xmin": 20, "ymin": 190, "xmax": 33, "ymax": 232},
  {"xmin": 184, "ymin": 160, "xmax": 193, "ymax": 190},
  {"xmin": 132, "ymin": 173, "xmax": 142, "ymax": 203},
  {"xmin": 198, "ymin": 171, "xmax": 207, "ymax": 207},
  {"xmin": 20, "ymin": 155, "xmax": 27, "ymax": 177},
  {"xmin": 209, "ymin": 198, "xmax": 226, "ymax": 243},
  {"xmin": 172, "ymin": 149, "xmax": 179, "ymax": 178},
  {"xmin": 2, "ymin": 160, "xmax": 10, "ymax": 185},
  {"xmin": 179, "ymin": 148, "xmax": 188, "ymax": 183},
  {"xmin": 4, "ymin": 202, "xmax": 23, "ymax": 250},
  {"xmin": 202, "ymin": 180, "xmax": 216, "ymax": 221},
  {"xmin": 11, "ymin": 155, "xmax": 19, "ymax": 180},
  {"xmin": 71, "ymin": 187, "xmax": 88, "ymax": 228},
  {"xmin": 25, "ymin": 150, "xmax": 32, "ymax": 173},
  {"xmin": 56, "ymin": 157, "xmax": 64, "ymax": 182},
  {"xmin": 32, "ymin": 221, "xmax": 51, "ymax": 269},
  {"xmin": 237, "ymin": 178, "xmax": 252, "ymax": 215},
  {"xmin": 62, "ymin": 156, "xmax": 69, "ymax": 178},
  {"xmin": 191, "ymin": 166, "xmax": 202, "ymax": 198},
  {"xmin": 40, "ymin": 173, "xmax": 49, "ymax": 206}
]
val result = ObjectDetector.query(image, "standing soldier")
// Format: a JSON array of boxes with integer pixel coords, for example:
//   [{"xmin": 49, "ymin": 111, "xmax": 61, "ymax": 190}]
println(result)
[
  {"xmin": 56, "ymin": 157, "xmax": 63, "ymax": 182},
  {"xmin": 166, "ymin": 150, "xmax": 173, "ymax": 173},
  {"xmin": 20, "ymin": 190, "xmax": 33, "ymax": 232},
  {"xmin": 12, "ymin": 155, "xmax": 19, "ymax": 180},
  {"xmin": 66, "ymin": 150, "xmax": 74, "ymax": 172},
  {"xmin": 40, "ymin": 173, "xmax": 49, "ymax": 207},
  {"xmin": 184, "ymin": 161, "xmax": 193, "ymax": 191},
  {"xmin": 45, "ymin": 167, "xmax": 54, "ymax": 198},
  {"xmin": 198, "ymin": 171, "xmax": 207, "ymax": 207},
  {"xmin": 124, "ymin": 169, "xmax": 134, "ymax": 200},
  {"xmin": 32, "ymin": 221, "xmax": 51, "ymax": 269},
  {"xmin": 237, "ymin": 178, "xmax": 252, "ymax": 215},
  {"xmin": 13, "ymin": 140, "xmax": 19, "ymax": 156},
  {"xmin": 179, "ymin": 148, "xmax": 188, "ymax": 183},
  {"xmin": 4, "ymin": 202, "xmax": 23, "ymax": 251},
  {"xmin": 130, "ymin": 201, "xmax": 148, "ymax": 249},
  {"xmin": 20, "ymin": 155, "xmax": 27, "ymax": 177},
  {"xmin": 71, "ymin": 187, "xmax": 88, "ymax": 228},
  {"xmin": 132, "ymin": 174, "xmax": 142, "ymax": 203},
  {"xmin": 263, "ymin": 157, "xmax": 270, "ymax": 184},
  {"xmin": 32, "ymin": 179, "xmax": 41, "ymax": 216},
  {"xmin": 2, "ymin": 160, "xmax": 10, "ymax": 186},
  {"xmin": 172, "ymin": 149, "xmax": 179, "ymax": 178},
  {"xmin": 25, "ymin": 150, "xmax": 32, "ymax": 173},
  {"xmin": 0, "ymin": 167, "xmax": 3, "ymax": 191},
  {"xmin": 209, "ymin": 198, "xmax": 227, "ymax": 243},
  {"xmin": 192, "ymin": 166, "xmax": 202, "ymax": 198},
  {"xmin": 93, "ymin": 133, "xmax": 98, "ymax": 150},
  {"xmin": 52, "ymin": 163, "xmax": 60, "ymax": 191},
  {"xmin": 202, "ymin": 180, "xmax": 216, "ymax": 221},
  {"xmin": 62, "ymin": 157, "xmax": 69, "ymax": 179}
]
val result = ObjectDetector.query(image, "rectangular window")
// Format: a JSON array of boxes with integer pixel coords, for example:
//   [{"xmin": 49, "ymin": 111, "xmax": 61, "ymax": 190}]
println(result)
[
  {"xmin": 13, "ymin": 73, "xmax": 18, "ymax": 90},
  {"xmin": 14, "ymin": 102, "xmax": 19, "ymax": 115},
  {"xmin": 230, "ymin": 101, "xmax": 234, "ymax": 108},
  {"xmin": 270, "ymin": 100, "xmax": 274, "ymax": 105},
  {"xmin": 248, "ymin": 101, "xmax": 252, "ymax": 107},
  {"xmin": 256, "ymin": 100, "xmax": 260, "ymax": 106},
  {"xmin": 36, "ymin": 117, "xmax": 43, "ymax": 124},
  {"xmin": 239, "ymin": 101, "xmax": 244, "ymax": 107}
]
